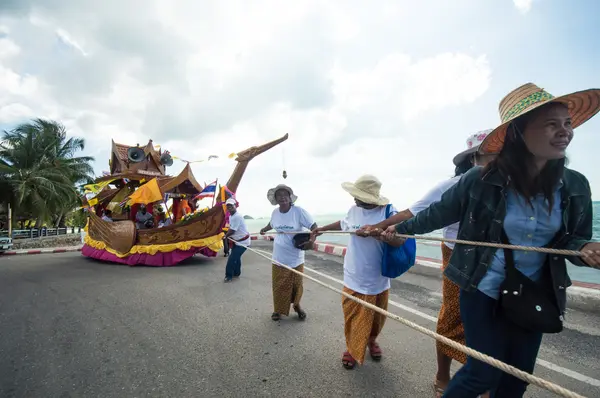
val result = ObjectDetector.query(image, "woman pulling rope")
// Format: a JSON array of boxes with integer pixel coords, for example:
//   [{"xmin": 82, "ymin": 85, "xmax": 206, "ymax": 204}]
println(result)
[
  {"xmin": 312, "ymin": 175, "xmax": 405, "ymax": 370},
  {"xmin": 380, "ymin": 83, "xmax": 600, "ymax": 397},
  {"xmin": 260, "ymin": 184, "xmax": 317, "ymax": 321},
  {"xmin": 358, "ymin": 129, "xmax": 498, "ymax": 397}
]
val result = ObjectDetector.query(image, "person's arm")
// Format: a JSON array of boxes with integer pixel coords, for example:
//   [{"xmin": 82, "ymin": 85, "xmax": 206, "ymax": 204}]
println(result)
[
  {"xmin": 359, "ymin": 179, "xmax": 453, "ymax": 236},
  {"xmin": 311, "ymin": 220, "xmax": 341, "ymax": 240},
  {"xmin": 227, "ymin": 215, "xmax": 242, "ymax": 240},
  {"xmin": 260, "ymin": 223, "xmax": 272, "ymax": 235},
  {"xmin": 390, "ymin": 168, "xmax": 476, "ymax": 237},
  {"xmin": 560, "ymin": 177, "xmax": 595, "ymax": 267},
  {"xmin": 357, "ymin": 209, "xmax": 414, "ymax": 237}
]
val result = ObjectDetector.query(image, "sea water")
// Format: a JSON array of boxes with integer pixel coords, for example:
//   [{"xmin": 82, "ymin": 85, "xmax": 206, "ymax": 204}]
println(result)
[{"xmin": 244, "ymin": 202, "xmax": 600, "ymax": 285}]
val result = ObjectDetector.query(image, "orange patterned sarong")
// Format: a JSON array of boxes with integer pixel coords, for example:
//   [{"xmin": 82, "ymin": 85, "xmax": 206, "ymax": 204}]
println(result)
[
  {"xmin": 436, "ymin": 243, "xmax": 467, "ymax": 364},
  {"xmin": 272, "ymin": 264, "xmax": 304, "ymax": 316},
  {"xmin": 342, "ymin": 286, "xmax": 389, "ymax": 364}
]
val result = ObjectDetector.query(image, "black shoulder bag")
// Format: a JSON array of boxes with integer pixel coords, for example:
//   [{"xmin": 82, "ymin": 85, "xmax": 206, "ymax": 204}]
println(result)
[
  {"xmin": 498, "ymin": 230, "xmax": 563, "ymax": 334},
  {"xmin": 292, "ymin": 233, "xmax": 313, "ymax": 250}
]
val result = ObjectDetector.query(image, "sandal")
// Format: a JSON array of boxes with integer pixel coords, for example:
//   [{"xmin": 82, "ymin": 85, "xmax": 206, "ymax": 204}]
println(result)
[
  {"xmin": 368, "ymin": 341, "xmax": 382, "ymax": 361},
  {"xmin": 432, "ymin": 380, "xmax": 445, "ymax": 398},
  {"xmin": 342, "ymin": 351, "xmax": 356, "ymax": 370},
  {"xmin": 271, "ymin": 312, "xmax": 281, "ymax": 321},
  {"xmin": 293, "ymin": 306, "xmax": 306, "ymax": 320}
]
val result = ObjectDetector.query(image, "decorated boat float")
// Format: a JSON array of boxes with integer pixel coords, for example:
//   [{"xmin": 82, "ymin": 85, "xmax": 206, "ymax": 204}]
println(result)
[{"xmin": 82, "ymin": 134, "xmax": 288, "ymax": 266}]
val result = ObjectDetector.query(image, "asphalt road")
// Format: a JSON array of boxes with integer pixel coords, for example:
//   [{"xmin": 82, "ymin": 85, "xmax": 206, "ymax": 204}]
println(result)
[{"xmin": 0, "ymin": 244, "xmax": 599, "ymax": 398}]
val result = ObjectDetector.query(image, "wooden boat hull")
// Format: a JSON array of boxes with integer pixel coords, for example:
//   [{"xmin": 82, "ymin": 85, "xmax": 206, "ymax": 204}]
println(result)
[{"xmin": 82, "ymin": 209, "xmax": 225, "ymax": 266}]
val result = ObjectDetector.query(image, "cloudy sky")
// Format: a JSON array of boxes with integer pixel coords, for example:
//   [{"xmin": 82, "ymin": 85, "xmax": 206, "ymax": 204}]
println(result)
[{"xmin": 1, "ymin": 0, "xmax": 599, "ymax": 218}]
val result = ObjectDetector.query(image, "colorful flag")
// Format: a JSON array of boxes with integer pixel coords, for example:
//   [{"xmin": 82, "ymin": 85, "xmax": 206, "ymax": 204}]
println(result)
[
  {"xmin": 84, "ymin": 179, "xmax": 114, "ymax": 194},
  {"xmin": 127, "ymin": 178, "xmax": 163, "ymax": 205},
  {"xmin": 193, "ymin": 180, "xmax": 217, "ymax": 200}
]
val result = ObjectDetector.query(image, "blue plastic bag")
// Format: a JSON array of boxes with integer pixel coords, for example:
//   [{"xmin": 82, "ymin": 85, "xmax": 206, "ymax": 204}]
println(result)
[{"xmin": 381, "ymin": 204, "xmax": 417, "ymax": 278}]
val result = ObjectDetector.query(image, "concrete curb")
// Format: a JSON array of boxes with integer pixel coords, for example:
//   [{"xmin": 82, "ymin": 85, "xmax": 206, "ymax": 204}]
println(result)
[
  {"xmin": 251, "ymin": 235, "xmax": 600, "ymax": 299},
  {"xmin": 1, "ymin": 246, "xmax": 83, "ymax": 256}
]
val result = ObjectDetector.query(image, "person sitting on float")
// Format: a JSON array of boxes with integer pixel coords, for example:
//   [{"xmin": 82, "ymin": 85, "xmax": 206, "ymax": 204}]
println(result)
[
  {"xmin": 101, "ymin": 209, "xmax": 113, "ymax": 222},
  {"xmin": 135, "ymin": 204, "xmax": 153, "ymax": 229}
]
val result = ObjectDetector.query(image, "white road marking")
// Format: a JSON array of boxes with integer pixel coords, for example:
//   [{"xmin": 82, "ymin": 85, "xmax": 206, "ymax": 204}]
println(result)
[{"xmin": 252, "ymin": 247, "xmax": 600, "ymax": 388}]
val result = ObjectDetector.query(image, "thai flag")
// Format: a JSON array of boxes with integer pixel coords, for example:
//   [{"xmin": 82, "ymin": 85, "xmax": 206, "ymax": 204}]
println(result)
[{"xmin": 194, "ymin": 181, "xmax": 217, "ymax": 200}]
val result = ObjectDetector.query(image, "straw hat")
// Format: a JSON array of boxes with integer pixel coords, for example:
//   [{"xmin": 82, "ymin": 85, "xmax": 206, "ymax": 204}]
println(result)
[
  {"xmin": 341, "ymin": 175, "xmax": 389, "ymax": 206},
  {"xmin": 452, "ymin": 129, "xmax": 494, "ymax": 166},
  {"xmin": 480, "ymin": 83, "xmax": 600, "ymax": 154},
  {"xmin": 267, "ymin": 184, "xmax": 298, "ymax": 206}
]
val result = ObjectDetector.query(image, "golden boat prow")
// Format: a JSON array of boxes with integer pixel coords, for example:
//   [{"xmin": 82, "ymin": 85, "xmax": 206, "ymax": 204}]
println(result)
[{"xmin": 82, "ymin": 133, "xmax": 289, "ymax": 266}]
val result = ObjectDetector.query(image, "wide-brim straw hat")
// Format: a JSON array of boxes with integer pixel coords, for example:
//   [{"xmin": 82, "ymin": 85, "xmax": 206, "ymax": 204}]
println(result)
[
  {"xmin": 341, "ymin": 175, "xmax": 389, "ymax": 206},
  {"xmin": 267, "ymin": 184, "xmax": 298, "ymax": 206},
  {"xmin": 480, "ymin": 83, "xmax": 600, "ymax": 154},
  {"xmin": 452, "ymin": 129, "xmax": 494, "ymax": 166}
]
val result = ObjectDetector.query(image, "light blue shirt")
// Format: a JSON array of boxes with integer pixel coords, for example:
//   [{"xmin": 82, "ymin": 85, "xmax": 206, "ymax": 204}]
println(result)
[{"xmin": 477, "ymin": 185, "xmax": 562, "ymax": 299}]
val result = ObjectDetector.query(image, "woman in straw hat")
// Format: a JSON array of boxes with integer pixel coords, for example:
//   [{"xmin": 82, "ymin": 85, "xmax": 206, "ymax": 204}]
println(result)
[
  {"xmin": 311, "ymin": 175, "xmax": 406, "ymax": 369},
  {"xmin": 385, "ymin": 83, "xmax": 600, "ymax": 397},
  {"xmin": 260, "ymin": 184, "xmax": 317, "ymax": 321},
  {"xmin": 357, "ymin": 130, "xmax": 497, "ymax": 396}
]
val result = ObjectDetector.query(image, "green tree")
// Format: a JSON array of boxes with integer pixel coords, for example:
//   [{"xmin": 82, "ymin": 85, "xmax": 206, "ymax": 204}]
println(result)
[{"xmin": 0, "ymin": 119, "xmax": 95, "ymax": 227}]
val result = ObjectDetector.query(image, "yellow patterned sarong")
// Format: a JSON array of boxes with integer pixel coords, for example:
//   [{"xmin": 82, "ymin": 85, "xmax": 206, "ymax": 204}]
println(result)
[
  {"xmin": 342, "ymin": 286, "xmax": 389, "ymax": 364},
  {"xmin": 272, "ymin": 264, "xmax": 304, "ymax": 316}
]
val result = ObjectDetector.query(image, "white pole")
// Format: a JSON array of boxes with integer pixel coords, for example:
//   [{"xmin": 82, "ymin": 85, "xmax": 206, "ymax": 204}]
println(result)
[{"xmin": 7, "ymin": 203, "xmax": 12, "ymax": 239}]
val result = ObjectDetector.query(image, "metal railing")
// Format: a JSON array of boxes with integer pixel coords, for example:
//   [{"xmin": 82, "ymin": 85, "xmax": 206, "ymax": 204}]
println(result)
[{"xmin": 0, "ymin": 227, "xmax": 82, "ymax": 239}]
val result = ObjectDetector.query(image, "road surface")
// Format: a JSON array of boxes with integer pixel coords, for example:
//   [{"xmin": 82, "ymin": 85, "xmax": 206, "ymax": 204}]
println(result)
[{"xmin": 0, "ymin": 243, "xmax": 599, "ymax": 397}]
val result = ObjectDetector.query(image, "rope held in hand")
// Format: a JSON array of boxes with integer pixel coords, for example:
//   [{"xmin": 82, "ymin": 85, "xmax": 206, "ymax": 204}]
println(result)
[
  {"xmin": 236, "ymin": 238, "xmax": 586, "ymax": 398},
  {"xmin": 260, "ymin": 231, "xmax": 585, "ymax": 257}
]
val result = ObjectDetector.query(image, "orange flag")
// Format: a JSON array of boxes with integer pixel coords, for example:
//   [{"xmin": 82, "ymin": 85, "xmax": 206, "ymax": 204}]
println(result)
[{"xmin": 127, "ymin": 178, "xmax": 163, "ymax": 205}]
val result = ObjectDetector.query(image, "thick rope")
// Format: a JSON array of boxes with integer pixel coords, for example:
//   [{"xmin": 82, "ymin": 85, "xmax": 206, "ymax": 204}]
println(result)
[
  {"xmin": 238, "ymin": 239, "xmax": 586, "ymax": 398},
  {"xmin": 262, "ymin": 231, "xmax": 585, "ymax": 257}
]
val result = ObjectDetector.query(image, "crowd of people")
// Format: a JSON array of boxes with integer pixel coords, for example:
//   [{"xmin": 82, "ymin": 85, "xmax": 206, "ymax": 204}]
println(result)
[{"xmin": 223, "ymin": 82, "xmax": 600, "ymax": 398}]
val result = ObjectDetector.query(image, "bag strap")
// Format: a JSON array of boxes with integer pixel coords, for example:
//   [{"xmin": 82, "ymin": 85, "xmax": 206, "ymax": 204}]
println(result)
[{"xmin": 385, "ymin": 204, "xmax": 392, "ymax": 219}]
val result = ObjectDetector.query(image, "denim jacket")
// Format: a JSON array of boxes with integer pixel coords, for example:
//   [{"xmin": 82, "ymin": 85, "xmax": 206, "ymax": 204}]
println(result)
[{"xmin": 394, "ymin": 166, "xmax": 594, "ymax": 315}]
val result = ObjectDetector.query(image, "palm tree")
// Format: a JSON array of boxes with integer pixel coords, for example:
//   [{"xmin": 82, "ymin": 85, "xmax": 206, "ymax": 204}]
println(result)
[{"xmin": 0, "ymin": 118, "xmax": 95, "ymax": 227}]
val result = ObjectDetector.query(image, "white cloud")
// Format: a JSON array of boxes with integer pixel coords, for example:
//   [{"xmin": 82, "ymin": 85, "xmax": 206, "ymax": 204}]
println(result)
[
  {"xmin": 0, "ymin": 0, "xmax": 495, "ymax": 217},
  {"xmin": 0, "ymin": 37, "xmax": 20, "ymax": 58},
  {"xmin": 513, "ymin": 0, "xmax": 534, "ymax": 13}
]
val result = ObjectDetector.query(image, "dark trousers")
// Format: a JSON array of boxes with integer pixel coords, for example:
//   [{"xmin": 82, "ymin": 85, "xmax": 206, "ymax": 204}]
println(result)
[
  {"xmin": 444, "ymin": 289, "xmax": 543, "ymax": 398},
  {"xmin": 225, "ymin": 245, "xmax": 246, "ymax": 280},
  {"xmin": 223, "ymin": 236, "xmax": 230, "ymax": 255}
]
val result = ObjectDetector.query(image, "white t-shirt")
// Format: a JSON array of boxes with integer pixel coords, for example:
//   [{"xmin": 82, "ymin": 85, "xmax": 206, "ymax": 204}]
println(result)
[
  {"xmin": 409, "ymin": 175, "xmax": 461, "ymax": 249},
  {"xmin": 341, "ymin": 205, "xmax": 397, "ymax": 295},
  {"xmin": 228, "ymin": 212, "xmax": 251, "ymax": 247},
  {"xmin": 270, "ymin": 206, "xmax": 315, "ymax": 268}
]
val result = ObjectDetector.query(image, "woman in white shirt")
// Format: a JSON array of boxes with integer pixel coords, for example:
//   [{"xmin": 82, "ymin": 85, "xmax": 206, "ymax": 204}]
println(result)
[
  {"xmin": 260, "ymin": 184, "xmax": 317, "ymax": 321},
  {"xmin": 311, "ymin": 175, "xmax": 404, "ymax": 370},
  {"xmin": 358, "ymin": 130, "xmax": 496, "ymax": 396}
]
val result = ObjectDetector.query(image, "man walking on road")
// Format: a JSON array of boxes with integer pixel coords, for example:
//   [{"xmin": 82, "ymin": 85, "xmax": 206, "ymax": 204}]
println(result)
[{"xmin": 224, "ymin": 198, "xmax": 250, "ymax": 282}]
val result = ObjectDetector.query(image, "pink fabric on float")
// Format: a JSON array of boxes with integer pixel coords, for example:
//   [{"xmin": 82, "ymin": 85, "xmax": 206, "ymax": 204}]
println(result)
[{"xmin": 81, "ymin": 245, "xmax": 217, "ymax": 266}]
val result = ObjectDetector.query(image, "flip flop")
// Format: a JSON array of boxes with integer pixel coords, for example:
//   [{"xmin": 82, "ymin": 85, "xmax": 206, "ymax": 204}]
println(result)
[
  {"xmin": 368, "ymin": 341, "xmax": 382, "ymax": 361},
  {"xmin": 293, "ymin": 306, "xmax": 306, "ymax": 320},
  {"xmin": 342, "ymin": 351, "xmax": 356, "ymax": 370},
  {"xmin": 432, "ymin": 380, "xmax": 445, "ymax": 398},
  {"xmin": 271, "ymin": 312, "xmax": 281, "ymax": 321}
]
